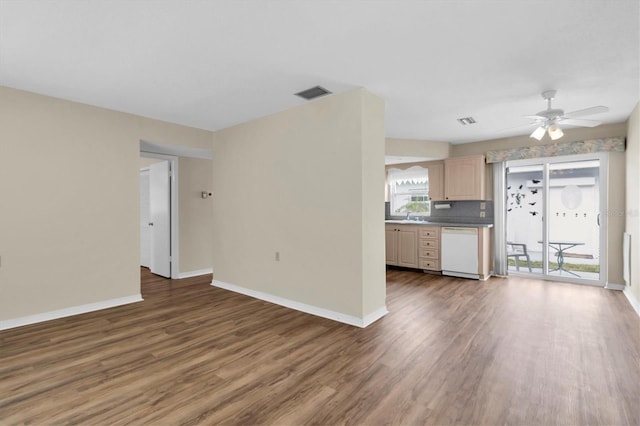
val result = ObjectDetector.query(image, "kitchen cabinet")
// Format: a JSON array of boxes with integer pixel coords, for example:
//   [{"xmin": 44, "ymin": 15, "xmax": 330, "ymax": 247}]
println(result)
[
  {"xmin": 425, "ymin": 161, "xmax": 444, "ymax": 201},
  {"xmin": 385, "ymin": 226, "xmax": 398, "ymax": 264},
  {"xmin": 418, "ymin": 226, "xmax": 441, "ymax": 271},
  {"xmin": 477, "ymin": 227, "xmax": 491, "ymax": 279},
  {"xmin": 385, "ymin": 224, "xmax": 418, "ymax": 268},
  {"xmin": 444, "ymin": 155, "xmax": 485, "ymax": 200},
  {"xmin": 386, "ymin": 222, "xmax": 490, "ymax": 278}
]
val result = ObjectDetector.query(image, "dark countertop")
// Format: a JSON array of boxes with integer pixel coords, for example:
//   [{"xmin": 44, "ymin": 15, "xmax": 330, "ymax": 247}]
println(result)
[{"xmin": 385, "ymin": 220, "xmax": 494, "ymax": 228}]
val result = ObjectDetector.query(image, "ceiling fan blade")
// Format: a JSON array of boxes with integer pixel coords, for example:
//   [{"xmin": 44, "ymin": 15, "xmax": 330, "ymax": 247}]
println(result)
[
  {"xmin": 558, "ymin": 118, "xmax": 602, "ymax": 127},
  {"xmin": 563, "ymin": 105, "xmax": 609, "ymax": 118},
  {"xmin": 523, "ymin": 115, "xmax": 547, "ymax": 121}
]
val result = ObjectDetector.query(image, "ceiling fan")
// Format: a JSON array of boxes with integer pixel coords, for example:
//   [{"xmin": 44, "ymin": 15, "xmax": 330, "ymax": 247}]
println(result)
[{"xmin": 525, "ymin": 90, "xmax": 609, "ymax": 141}]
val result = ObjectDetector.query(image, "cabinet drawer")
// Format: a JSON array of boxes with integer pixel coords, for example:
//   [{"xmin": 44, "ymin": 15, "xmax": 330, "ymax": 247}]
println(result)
[
  {"xmin": 420, "ymin": 258, "xmax": 440, "ymax": 270},
  {"xmin": 420, "ymin": 227, "xmax": 440, "ymax": 238},
  {"xmin": 419, "ymin": 248, "xmax": 439, "ymax": 259},
  {"xmin": 420, "ymin": 238, "xmax": 439, "ymax": 249}
]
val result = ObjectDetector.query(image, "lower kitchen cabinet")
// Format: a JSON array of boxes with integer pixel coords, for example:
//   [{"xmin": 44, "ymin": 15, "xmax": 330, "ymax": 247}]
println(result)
[
  {"xmin": 385, "ymin": 224, "xmax": 418, "ymax": 268},
  {"xmin": 386, "ymin": 223, "xmax": 489, "ymax": 278},
  {"xmin": 385, "ymin": 226, "xmax": 398, "ymax": 264},
  {"xmin": 418, "ymin": 226, "xmax": 441, "ymax": 271}
]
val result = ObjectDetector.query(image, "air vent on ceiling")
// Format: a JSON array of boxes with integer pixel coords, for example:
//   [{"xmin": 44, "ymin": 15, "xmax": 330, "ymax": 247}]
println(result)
[
  {"xmin": 457, "ymin": 117, "xmax": 476, "ymax": 125},
  {"xmin": 294, "ymin": 86, "xmax": 332, "ymax": 100}
]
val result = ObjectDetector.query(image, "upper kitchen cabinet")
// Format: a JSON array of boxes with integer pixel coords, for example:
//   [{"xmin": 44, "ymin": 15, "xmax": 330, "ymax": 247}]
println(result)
[
  {"xmin": 444, "ymin": 155, "xmax": 486, "ymax": 200},
  {"xmin": 424, "ymin": 161, "xmax": 444, "ymax": 201}
]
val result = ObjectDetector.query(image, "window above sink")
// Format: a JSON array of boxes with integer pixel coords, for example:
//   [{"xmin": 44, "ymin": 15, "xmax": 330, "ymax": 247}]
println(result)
[{"xmin": 387, "ymin": 166, "xmax": 430, "ymax": 218}]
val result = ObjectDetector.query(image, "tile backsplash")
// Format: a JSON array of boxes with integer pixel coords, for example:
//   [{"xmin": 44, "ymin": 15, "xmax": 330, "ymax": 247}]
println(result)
[{"xmin": 429, "ymin": 200, "xmax": 494, "ymax": 224}]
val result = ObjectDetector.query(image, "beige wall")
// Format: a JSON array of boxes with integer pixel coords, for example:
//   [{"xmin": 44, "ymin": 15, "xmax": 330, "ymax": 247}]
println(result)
[
  {"xmin": 211, "ymin": 88, "xmax": 386, "ymax": 320},
  {"xmin": 0, "ymin": 86, "xmax": 211, "ymax": 322},
  {"xmin": 361, "ymin": 90, "xmax": 387, "ymax": 316},
  {"xmin": 625, "ymin": 102, "xmax": 640, "ymax": 301},
  {"xmin": 452, "ymin": 122, "xmax": 628, "ymax": 285},
  {"xmin": 386, "ymin": 138, "xmax": 450, "ymax": 159},
  {"xmin": 178, "ymin": 157, "xmax": 213, "ymax": 273}
]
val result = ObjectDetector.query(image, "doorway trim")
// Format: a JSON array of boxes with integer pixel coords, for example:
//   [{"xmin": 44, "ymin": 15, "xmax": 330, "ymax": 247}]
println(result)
[
  {"xmin": 139, "ymin": 167, "xmax": 151, "ymax": 268},
  {"xmin": 140, "ymin": 152, "xmax": 180, "ymax": 279}
]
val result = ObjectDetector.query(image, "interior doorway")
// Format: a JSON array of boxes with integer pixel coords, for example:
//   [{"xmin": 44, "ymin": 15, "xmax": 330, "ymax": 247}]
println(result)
[
  {"xmin": 140, "ymin": 153, "xmax": 178, "ymax": 278},
  {"xmin": 505, "ymin": 153, "xmax": 607, "ymax": 286},
  {"xmin": 139, "ymin": 139, "xmax": 213, "ymax": 281}
]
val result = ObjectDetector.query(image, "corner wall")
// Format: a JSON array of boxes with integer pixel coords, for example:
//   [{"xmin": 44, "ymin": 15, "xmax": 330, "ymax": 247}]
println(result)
[
  {"xmin": 211, "ymin": 89, "xmax": 387, "ymax": 325},
  {"xmin": 178, "ymin": 157, "xmax": 213, "ymax": 274},
  {"xmin": 0, "ymin": 86, "xmax": 211, "ymax": 325},
  {"xmin": 625, "ymin": 102, "xmax": 640, "ymax": 306}
]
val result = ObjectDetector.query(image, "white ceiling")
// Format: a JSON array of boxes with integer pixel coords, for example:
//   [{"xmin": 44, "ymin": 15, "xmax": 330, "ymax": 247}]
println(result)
[{"xmin": 1, "ymin": 0, "xmax": 638, "ymax": 144}]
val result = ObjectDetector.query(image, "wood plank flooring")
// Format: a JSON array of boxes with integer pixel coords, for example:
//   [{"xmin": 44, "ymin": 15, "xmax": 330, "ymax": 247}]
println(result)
[{"xmin": 1, "ymin": 268, "xmax": 639, "ymax": 425}]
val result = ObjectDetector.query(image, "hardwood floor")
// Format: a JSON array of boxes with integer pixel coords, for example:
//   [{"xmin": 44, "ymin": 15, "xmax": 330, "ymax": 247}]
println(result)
[{"xmin": 1, "ymin": 268, "xmax": 639, "ymax": 425}]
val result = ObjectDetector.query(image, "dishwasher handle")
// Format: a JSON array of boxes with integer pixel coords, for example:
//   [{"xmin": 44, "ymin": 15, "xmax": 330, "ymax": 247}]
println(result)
[{"xmin": 442, "ymin": 227, "xmax": 478, "ymax": 235}]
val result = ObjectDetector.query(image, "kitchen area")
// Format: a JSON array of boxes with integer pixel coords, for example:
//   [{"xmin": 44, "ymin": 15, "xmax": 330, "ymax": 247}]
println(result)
[{"xmin": 385, "ymin": 154, "xmax": 494, "ymax": 280}]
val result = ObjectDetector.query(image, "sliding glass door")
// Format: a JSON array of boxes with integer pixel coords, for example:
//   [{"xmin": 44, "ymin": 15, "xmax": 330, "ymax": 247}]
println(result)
[
  {"xmin": 506, "ymin": 163, "xmax": 544, "ymax": 274},
  {"xmin": 547, "ymin": 160, "xmax": 602, "ymax": 280},
  {"xmin": 505, "ymin": 154, "xmax": 606, "ymax": 285}
]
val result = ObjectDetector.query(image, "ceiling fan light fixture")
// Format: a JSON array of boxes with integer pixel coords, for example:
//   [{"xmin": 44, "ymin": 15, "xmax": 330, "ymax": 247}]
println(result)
[
  {"xmin": 548, "ymin": 124, "xmax": 564, "ymax": 140},
  {"xmin": 523, "ymin": 90, "xmax": 607, "ymax": 141},
  {"xmin": 530, "ymin": 126, "xmax": 546, "ymax": 140}
]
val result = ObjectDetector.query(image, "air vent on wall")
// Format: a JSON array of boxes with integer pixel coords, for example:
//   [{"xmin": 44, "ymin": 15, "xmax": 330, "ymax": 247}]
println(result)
[
  {"xmin": 457, "ymin": 117, "xmax": 476, "ymax": 125},
  {"xmin": 294, "ymin": 86, "xmax": 332, "ymax": 100}
]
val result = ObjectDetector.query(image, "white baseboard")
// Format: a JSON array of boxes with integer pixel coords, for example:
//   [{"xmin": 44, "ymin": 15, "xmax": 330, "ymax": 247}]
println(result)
[
  {"xmin": 442, "ymin": 271, "xmax": 480, "ymax": 280},
  {"xmin": 362, "ymin": 306, "xmax": 389, "ymax": 327},
  {"xmin": 176, "ymin": 268, "xmax": 213, "ymax": 279},
  {"xmin": 605, "ymin": 282, "xmax": 626, "ymax": 291},
  {"xmin": 623, "ymin": 286, "xmax": 640, "ymax": 318},
  {"xmin": 0, "ymin": 295, "xmax": 143, "ymax": 331},
  {"xmin": 212, "ymin": 280, "xmax": 388, "ymax": 328}
]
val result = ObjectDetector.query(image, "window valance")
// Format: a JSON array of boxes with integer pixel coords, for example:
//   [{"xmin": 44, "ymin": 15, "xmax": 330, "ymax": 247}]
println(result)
[
  {"xmin": 387, "ymin": 166, "xmax": 427, "ymax": 185},
  {"xmin": 485, "ymin": 137, "xmax": 625, "ymax": 164}
]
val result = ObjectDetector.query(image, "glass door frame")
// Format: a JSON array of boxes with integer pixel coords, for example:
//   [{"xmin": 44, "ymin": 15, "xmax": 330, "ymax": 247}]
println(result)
[{"xmin": 505, "ymin": 152, "xmax": 608, "ymax": 287}]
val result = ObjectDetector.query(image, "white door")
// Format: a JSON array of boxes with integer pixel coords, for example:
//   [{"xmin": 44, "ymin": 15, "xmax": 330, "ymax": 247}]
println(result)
[
  {"xmin": 139, "ymin": 169, "xmax": 151, "ymax": 268},
  {"xmin": 149, "ymin": 161, "xmax": 171, "ymax": 278}
]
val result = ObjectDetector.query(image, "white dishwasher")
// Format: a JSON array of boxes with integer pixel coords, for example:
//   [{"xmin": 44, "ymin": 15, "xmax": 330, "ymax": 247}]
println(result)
[{"xmin": 441, "ymin": 227, "xmax": 479, "ymax": 279}]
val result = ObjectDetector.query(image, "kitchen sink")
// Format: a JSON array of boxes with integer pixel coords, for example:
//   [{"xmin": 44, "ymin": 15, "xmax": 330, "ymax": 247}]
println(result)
[{"xmin": 385, "ymin": 219, "xmax": 430, "ymax": 224}]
